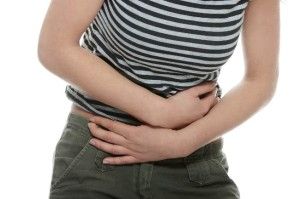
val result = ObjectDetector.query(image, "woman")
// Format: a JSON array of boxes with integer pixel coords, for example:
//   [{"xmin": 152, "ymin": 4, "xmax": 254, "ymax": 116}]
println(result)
[{"xmin": 38, "ymin": 0, "xmax": 279, "ymax": 198}]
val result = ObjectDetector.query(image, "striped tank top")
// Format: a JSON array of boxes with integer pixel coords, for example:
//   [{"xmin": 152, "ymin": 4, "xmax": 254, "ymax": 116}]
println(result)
[{"xmin": 65, "ymin": 0, "xmax": 249, "ymax": 125}]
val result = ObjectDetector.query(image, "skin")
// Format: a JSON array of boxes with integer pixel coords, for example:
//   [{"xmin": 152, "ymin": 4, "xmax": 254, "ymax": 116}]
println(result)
[
  {"xmin": 86, "ymin": 0, "xmax": 279, "ymax": 165},
  {"xmin": 37, "ymin": 0, "xmax": 219, "ymax": 130},
  {"xmin": 38, "ymin": 0, "xmax": 279, "ymax": 165}
]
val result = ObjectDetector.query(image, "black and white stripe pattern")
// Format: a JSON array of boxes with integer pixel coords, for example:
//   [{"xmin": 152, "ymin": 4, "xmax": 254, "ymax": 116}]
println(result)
[{"xmin": 65, "ymin": 0, "xmax": 249, "ymax": 125}]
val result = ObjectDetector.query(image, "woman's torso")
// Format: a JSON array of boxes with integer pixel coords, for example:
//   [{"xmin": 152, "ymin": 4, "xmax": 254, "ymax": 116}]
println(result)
[{"xmin": 68, "ymin": 0, "xmax": 249, "ymax": 123}]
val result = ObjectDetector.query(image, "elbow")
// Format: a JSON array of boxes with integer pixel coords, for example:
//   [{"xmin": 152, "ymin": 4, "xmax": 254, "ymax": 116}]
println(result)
[
  {"xmin": 37, "ymin": 38, "xmax": 55, "ymax": 69},
  {"xmin": 37, "ymin": 38, "xmax": 62, "ymax": 70},
  {"xmin": 267, "ymin": 68, "xmax": 279, "ymax": 104},
  {"xmin": 37, "ymin": 34, "xmax": 72, "ymax": 69},
  {"xmin": 37, "ymin": 44, "xmax": 48, "ymax": 69},
  {"xmin": 37, "ymin": 38, "xmax": 79, "ymax": 70},
  {"xmin": 264, "ymin": 63, "xmax": 279, "ymax": 103},
  {"xmin": 37, "ymin": 41, "xmax": 70, "ymax": 79}
]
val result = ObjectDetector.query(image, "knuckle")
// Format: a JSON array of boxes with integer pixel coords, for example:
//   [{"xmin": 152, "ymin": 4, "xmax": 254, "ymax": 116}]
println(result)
[
  {"xmin": 94, "ymin": 128, "xmax": 101, "ymax": 136},
  {"xmin": 111, "ymin": 145, "xmax": 117, "ymax": 154},
  {"xmin": 106, "ymin": 121, "xmax": 115, "ymax": 130},
  {"xmin": 104, "ymin": 132, "xmax": 113, "ymax": 142}
]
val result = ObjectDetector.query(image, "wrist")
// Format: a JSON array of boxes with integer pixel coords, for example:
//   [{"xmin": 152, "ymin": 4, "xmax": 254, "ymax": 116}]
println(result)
[
  {"xmin": 173, "ymin": 129, "xmax": 195, "ymax": 158},
  {"xmin": 141, "ymin": 96, "xmax": 169, "ymax": 127}
]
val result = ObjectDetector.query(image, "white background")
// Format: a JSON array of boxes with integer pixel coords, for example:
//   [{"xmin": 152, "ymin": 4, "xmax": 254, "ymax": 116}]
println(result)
[{"xmin": 0, "ymin": 0, "xmax": 299, "ymax": 198}]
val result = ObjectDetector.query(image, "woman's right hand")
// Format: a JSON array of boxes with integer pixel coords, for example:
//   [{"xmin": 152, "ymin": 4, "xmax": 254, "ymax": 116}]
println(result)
[{"xmin": 153, "ymin": 81, "xmax": 220, "ymax": 129}]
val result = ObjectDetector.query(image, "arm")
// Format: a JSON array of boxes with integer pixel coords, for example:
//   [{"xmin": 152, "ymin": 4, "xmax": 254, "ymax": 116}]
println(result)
[
  {"xmin": 37, "ymin": 0, "xmax": 220, "ymax": 128},
  {"xmin": 178, "ymin": 0, "xmax": 280, "ymax": 156},
  {"xmin": 37, "ymin": 0, "xmax": 165, "ymax": 125}
]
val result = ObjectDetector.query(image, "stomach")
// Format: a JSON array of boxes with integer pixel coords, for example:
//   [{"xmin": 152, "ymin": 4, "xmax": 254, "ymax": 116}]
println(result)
[{"xmin": 70, "ymin": 103, "xmax": 98, "ymax": 121}]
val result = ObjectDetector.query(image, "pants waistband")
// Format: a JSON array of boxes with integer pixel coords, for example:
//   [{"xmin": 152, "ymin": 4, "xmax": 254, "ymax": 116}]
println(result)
[
  {"xmin": 66, "ymin": 112, "xmax": 91, "ymax": 136},
  {"xmin": 66, "ymin": 112, "xmax": 224, "ymax": 164}
]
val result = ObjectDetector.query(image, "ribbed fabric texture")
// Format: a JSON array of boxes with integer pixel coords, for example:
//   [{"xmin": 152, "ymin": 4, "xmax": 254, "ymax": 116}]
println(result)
[{"xmin": 65, "ymin": 0, "xmax": 249, "ymax": 125}]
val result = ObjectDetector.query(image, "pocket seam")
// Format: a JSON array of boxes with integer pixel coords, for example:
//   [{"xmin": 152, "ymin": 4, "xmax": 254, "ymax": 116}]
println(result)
[
  {"xmin": 94, "ymin": 150, "xmax": 116, "ymax": 172},
  {"xmin": 185, "ymin": 159, "xmax": 210, "ymax": 185},
  {"xmin": 209, "ymin": 158, "xmax": 231, "ymax": 181},
  {"xmin": 50, "ymin": 141, "xmax": 92, "ymax": 191},
  {"xmin": 185, "ymin": 155, "xmax": 231, "ymax": 186}
]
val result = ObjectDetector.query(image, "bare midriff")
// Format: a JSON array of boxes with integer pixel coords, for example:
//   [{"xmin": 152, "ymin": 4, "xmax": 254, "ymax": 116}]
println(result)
[
  {"xmin": 70, "ymin": 102, "xmax": 220, "ymax": 143},
  {"xmin": 70, "ymin": 103, "xmax": 98, "ymax": 121}
]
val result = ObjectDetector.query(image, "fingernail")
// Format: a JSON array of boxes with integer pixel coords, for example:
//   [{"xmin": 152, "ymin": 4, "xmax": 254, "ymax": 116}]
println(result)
[
  {"xmin": 103, "ymin": 158, "xmax": 110, "ymax": 164},
  {"xmin": 89, "ymin": 139, "xmax": 96, "ymax": 145},
  {"xmin": 89, "ymin": 117, "xmax": 95, "ymax": 122},
  {"xmin": 88, "ymin": 122, "xmax": 93, "ymax": 128}
]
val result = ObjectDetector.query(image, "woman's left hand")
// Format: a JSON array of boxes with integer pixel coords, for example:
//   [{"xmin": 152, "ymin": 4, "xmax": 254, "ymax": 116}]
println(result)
[{"xmin": 87, "ymin": 115, "xmax": 190, "ymax": 165}]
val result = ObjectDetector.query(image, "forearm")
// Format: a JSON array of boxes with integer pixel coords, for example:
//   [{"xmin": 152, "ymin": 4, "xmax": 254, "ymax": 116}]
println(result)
[
  {"xmin": 179, "ymin": 74, "xmax": 278, "ymax": 155},
  {"xmin": 38, "ymin": 45, "xmax": 165, "ymax": 125}
]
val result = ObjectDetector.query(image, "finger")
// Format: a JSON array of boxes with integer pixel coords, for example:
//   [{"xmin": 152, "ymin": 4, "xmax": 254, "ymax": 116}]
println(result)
[
  {"xmin": 89, "ymin": 115, "xmax": 134, "ymax": 138},
  {"xmin": 88, "ymin": 122, "xmax": 127, "ymax": 145},
  {"xmin": 212, "ymin": 97, "xmax": 219, "ymax": 107},
  {"xmin": 211, "ymin": 92, "xmax": 221, "ymax": 106},
  {"xmin": 187, "ymin": 81, "xmax": 217, "ymax": 97},
  {"xmin": 198, "ymin": 89, "xmax": 218, "ymax": 112},
  {"xmin": 198, "ymin": 86, "xmax": 217, "ymax": 99},
  {"xmin": 103, "ymin": 155, "xmax": 140, "ymax": 165},
  {"xmin": 89, "ymin": 138, "xmax": 131, "ymax": 155}
]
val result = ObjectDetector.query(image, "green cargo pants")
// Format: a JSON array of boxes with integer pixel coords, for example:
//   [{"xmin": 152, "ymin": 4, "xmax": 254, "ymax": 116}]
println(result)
[{"xmin": 49, "ymin": 112, "xmax": 240, "ymax": 199}]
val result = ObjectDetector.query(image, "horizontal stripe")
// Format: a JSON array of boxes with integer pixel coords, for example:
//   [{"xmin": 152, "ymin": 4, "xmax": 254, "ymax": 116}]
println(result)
[{"xmin": 65, "ymin": 0, "xmax": 248, "ymax": 124}]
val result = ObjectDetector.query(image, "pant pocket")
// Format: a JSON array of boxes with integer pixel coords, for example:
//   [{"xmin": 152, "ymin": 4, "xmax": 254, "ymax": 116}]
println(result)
[
  {"xmin": 94, "ymin": 149, "xmax": 116, "ymax": 172},
  {"xmin": 50, "ymin": 123, "xmax": 93, "ymax": 191},
  {"xmin": 184, "ymin": 152, "xmax": 233, "ymax": 186}
]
